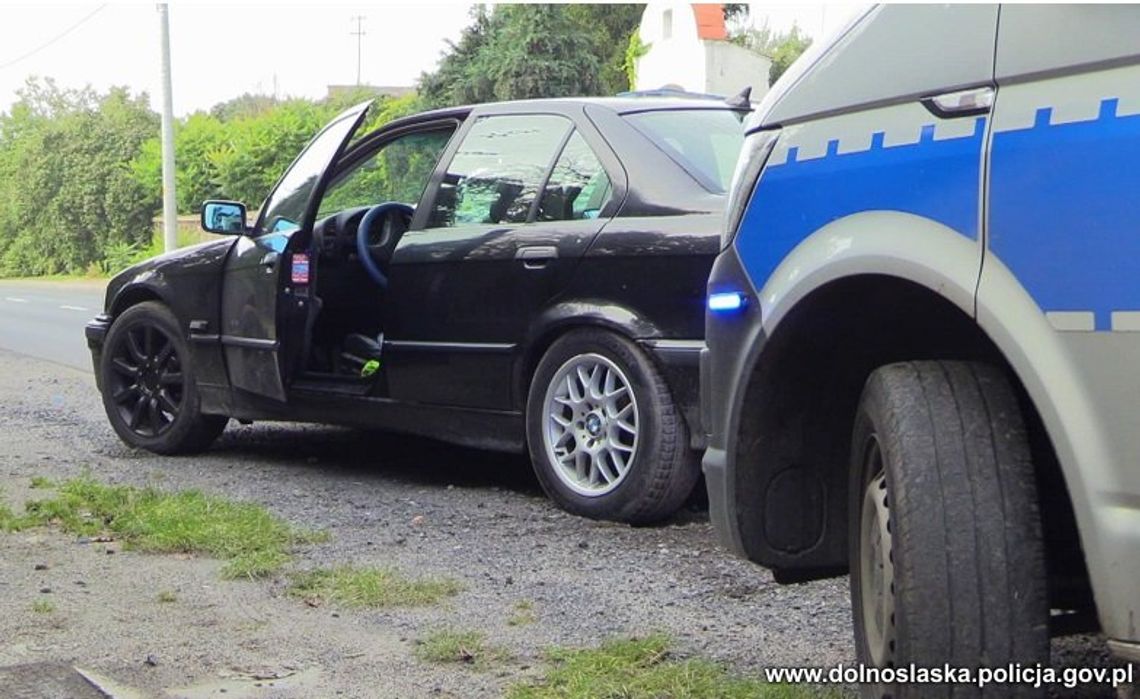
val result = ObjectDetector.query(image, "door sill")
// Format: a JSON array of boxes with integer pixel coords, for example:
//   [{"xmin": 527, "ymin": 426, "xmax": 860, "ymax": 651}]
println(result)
[{"xmin": 292, "ymin": 373, "xmax": 375, "ymax": 397}]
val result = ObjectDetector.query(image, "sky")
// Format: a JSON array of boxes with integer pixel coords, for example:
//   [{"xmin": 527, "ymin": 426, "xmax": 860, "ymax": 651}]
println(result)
[{"xmin": 0, "ymin": 1, "xmax": 862, "ymax": 117}]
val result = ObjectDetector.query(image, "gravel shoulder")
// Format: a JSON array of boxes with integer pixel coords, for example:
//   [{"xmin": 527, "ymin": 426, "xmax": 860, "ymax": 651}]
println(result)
[{"xmin": 0, "ymin": 348, "xmax": 1122, "ymax": 698}]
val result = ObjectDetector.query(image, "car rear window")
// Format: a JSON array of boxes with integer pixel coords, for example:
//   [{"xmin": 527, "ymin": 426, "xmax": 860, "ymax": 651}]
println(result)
[{"xmin": 623, "ymin": 109, "xmax": 747, "ymax": 193}]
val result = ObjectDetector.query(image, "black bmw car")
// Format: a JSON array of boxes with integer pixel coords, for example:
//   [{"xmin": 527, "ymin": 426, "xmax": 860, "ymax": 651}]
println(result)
[{"xmin": 85, "ymin": 95, "xmax": 747, "ymax": 523}]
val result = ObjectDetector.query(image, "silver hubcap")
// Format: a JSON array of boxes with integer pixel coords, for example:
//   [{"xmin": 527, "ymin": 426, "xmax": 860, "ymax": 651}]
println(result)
[
  {"xmin": 542, "ymin": 353, "xmax": 639, "ymax": 497},
  {"xmin": 859, "ymin": 438, "xmax": 896, "ymax": 669}
]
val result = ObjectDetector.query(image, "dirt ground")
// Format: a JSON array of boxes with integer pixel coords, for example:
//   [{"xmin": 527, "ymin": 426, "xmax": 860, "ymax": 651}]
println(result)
[{"xmin": 0, "ymin": 349, "xmax": 1126, "ymax": 698}]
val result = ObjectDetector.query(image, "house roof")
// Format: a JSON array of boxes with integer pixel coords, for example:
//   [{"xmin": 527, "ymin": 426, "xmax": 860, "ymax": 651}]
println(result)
[{"xmin": 693, "ymin": 4, "xmax": 728, "ymax": 41}]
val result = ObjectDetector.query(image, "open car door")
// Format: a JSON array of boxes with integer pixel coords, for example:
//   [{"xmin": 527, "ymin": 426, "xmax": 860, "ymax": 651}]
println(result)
[{"xmin": 220, "ymin": 101, "xmax": 372, "ymax": 402}]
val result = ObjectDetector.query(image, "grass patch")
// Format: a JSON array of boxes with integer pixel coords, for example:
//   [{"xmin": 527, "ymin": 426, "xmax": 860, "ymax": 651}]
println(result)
[
  {"xmin": 507, "ymin": 635, "xmax": 842, "ymax": 699},
  {"xmin": 29, "ymin": 476, "xmax": 53, "ymax": 489},
  {"xmin": 157, "ymin": 590, "xmax": 177, "ymax": 604},
  {"xmin": 415, "ymin": 629, "xmax": 510, "ymax": 669},
  {"xmin": 21, "ymin": 477, "xmax": 312, "ymax": 579},
  {"xmin": 31, "ymin": 599, "xmax": 55, "ymax": 614},
  {"xmin": 508, "ymin": 599, "xmax": 537, "ymax": 626},
  {"xmin": 0, "ymin": 488, "xmax": 33, "ymax": 532},
  {"xmin": 287, "ymin": 566, "xmax": 461, "ymax": 609}
]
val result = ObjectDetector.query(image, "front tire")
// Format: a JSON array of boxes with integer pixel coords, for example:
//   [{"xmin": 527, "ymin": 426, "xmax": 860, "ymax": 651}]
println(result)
[
  {"xmin": 99, "ymin": 301, "xmax": 227, "ymax": 455},
  {"xmin": 849, "ymin": 361, "xmax": 1048, "ymax": 698},
  {"xmin": 526, "ymin": 329, "xmax": 699, "ymax": 524}
]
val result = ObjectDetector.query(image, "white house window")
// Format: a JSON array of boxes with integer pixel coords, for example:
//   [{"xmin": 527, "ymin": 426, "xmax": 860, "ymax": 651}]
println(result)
[{"xmin": 662, "ymin": 9, "xmax": 673, "ymax": 39}]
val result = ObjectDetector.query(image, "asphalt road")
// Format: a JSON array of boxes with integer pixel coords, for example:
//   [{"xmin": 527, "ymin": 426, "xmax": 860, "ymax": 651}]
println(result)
[{"xmin": 0, "ymin": 280, "xmax": 106, "ymax": 372}]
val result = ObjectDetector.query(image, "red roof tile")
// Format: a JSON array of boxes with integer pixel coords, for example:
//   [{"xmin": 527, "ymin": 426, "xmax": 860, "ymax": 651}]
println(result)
[{"xmin": 693, "ymin": 4, "xmax": 727, "ymax": 40}]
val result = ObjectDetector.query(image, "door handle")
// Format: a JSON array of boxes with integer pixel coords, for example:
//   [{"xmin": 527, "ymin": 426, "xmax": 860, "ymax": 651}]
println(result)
[
  {"xmin": 516, "ymin": 246, "xmax": 558, "ymax": 269},
  {"xmin": 259, "ymin": 251, "xmax": 280, "ymax": 273}
]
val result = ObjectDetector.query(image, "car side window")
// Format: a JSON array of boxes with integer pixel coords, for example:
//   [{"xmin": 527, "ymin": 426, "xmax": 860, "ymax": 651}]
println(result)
[
  {"xmin": 317, "ymin": 127, "xmax": 454, "ymax": 219},
  {"xmin": 427, "ymin": 114, "xmax": 571, "ymax": 228},
  {"xmin": 537, "ymin": 130, "xmax": 612, "ymax": 222}
]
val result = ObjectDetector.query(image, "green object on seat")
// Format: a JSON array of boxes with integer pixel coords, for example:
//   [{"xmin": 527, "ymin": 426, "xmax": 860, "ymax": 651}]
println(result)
[{"xmin": 361, "ymin": 359, "xmax": 380, "ymax": 378}]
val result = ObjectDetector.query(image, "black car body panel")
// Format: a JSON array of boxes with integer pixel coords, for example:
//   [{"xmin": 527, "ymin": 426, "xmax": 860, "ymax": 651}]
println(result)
[
  {"xmin": 92, "ymin": 237, "xmax": 238, "ymax": 397},
  {"xmin": 87, "ymin": 96, "xmax": 746, "ymax": 454}
]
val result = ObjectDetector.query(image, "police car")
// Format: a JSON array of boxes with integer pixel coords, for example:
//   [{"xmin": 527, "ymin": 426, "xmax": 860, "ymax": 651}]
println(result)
[{"xmin": 703, "ymin": 4, "xmax": 1140, "ymax": 693}]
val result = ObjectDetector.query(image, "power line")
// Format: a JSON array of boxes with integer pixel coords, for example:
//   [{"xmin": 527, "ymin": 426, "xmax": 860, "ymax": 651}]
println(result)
[{"xmin": 0, "ymin": 5, "xmax": 108, "ymax": 71}]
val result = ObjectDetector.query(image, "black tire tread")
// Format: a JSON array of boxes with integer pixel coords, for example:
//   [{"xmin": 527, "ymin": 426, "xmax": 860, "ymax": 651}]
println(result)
[{"xmin": 853, "ymin": 360, "xmax": 1048, "ymax": 699}]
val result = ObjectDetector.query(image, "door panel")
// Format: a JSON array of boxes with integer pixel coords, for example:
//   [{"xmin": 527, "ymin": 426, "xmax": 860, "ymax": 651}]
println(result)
[
  {"xmin": 384, "ymin": 219, "xmax": 603, "ymax": 408},
  {"xmin": 982, "ymin": 5, "xmax": 1140, "ymax": 643},
  {"xmin": 220, "ymin": 231, "xmax": 291, "ymax": 400},
  {"xmin": 220, "ymin": 101, "xmax": 371, "ymax": 401},
  {"xmin": 384, "ymin": 115, "xmax": 616, "ymax": 410}
]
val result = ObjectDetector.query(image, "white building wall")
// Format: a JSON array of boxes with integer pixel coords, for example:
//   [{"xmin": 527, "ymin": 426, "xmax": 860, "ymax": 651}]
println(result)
[
  {"xmin": 634, "ymin": 2, "xmax": 771, "ymax": 98},
  {"xmin": 635, "ymin": 1, "xmax": 708, "ymax": 92},
  {"xmin": 704, "ymin": 41, "xmax": 771, "ymax": 99}
]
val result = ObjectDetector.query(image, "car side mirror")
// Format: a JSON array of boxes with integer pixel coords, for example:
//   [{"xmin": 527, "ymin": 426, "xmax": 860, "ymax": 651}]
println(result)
[{"xmin": 201, "ymin": 200, "xmax": 248, "ymax": 235}]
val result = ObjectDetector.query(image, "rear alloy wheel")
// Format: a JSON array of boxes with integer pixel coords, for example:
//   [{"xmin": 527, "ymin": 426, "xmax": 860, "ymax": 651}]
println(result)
[
  {"xmin": 526, "ymin": 329, "xmax": 699, "ymax": 524},
  {"xmin": 542, "ymin": 352, "xmax": 639, "ymax": 497},
  {"xmin": 849, "ymin": 361, "xmax": 1049, "ymax": 699},
  {"xmin": 100, "ymin": 301, "xmax": 227, "ymax": 455}
]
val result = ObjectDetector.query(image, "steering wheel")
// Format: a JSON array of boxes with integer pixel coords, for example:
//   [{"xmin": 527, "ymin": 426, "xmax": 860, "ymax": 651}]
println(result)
[{"xmin": 356, "ymin": 202, "xmax": 414, "ymax": 288}]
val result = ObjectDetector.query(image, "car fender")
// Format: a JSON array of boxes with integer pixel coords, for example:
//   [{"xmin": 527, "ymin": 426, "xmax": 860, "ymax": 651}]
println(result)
[
  {"xmin": 709, "ymin": 211, "xmax": 981, "ymax": 558},
  {"xmin": 751, "ymin": 210, "xmax": 980, "ymax": 335},
  {"xmin": 103, "ymin": 237, "xmax": 238, "ymax": 396},
  {"xmin": 513, "ymin": 299, "xmax": 665, "ymax": 408}
]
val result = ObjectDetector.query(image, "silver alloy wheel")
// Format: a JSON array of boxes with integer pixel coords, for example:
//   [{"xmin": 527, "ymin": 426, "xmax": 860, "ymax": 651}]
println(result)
[
  {"xmin": 542, "ymin": 353, "xmax": 640, "ymax": 497},
  {"xmin": 859, "ymin": 437, "xmax": 896, "ymax": 669}
]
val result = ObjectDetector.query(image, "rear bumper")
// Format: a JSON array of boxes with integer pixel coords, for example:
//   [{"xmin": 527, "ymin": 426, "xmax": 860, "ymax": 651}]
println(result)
[
  {"xmin": 85, "ymin": 314, "xmax": 112, "ymax": 390},
  {"xmin": 639, "ymin": 339, "xmax": 705, "ymax": 450}
]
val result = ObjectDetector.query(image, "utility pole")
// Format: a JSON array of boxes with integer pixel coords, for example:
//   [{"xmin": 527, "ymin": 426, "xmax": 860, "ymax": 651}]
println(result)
[
  {"xmin": 351, "ymin": 15, "xmax": 366, "ymax": 85},
  {"xmin": 157, "ymin": 4, "xmax": 177, "ymax": 254}
]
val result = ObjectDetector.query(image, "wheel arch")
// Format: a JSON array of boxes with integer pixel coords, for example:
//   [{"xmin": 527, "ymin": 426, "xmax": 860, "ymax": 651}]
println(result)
[
  {"xmin": 514, "ymin": 300, "xmax": 664, "ymax": 410},
  {"xmin": 725, "ymin": 220, "xmax": 1097, "ymax": 624},
  {"xmin": 108, "ymin": 282, "xmax": 170, "ymax": 319}
]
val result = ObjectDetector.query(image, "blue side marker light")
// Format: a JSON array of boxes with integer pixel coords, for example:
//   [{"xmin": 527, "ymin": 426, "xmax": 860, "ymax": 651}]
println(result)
[{"xmin": 708, "ymin": 291, "xmax": 746, "ymax": 313}]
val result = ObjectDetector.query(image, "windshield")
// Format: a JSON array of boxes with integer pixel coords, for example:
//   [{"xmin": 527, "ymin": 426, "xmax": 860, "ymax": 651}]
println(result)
[
  {"xmin": 623, "ymin": 109, "xmax": 747, "ymax": 193},
  {"xmin": 257, "ymin": 109, "xmax": 366, "ymax": 234}
]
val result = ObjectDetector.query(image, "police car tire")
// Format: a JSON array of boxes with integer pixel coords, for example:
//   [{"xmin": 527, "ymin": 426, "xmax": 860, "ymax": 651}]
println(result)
[
  {"xmin": 849, "ymin": 361, "xmax": 1049, "ymax": 699},
  {"xmin": 526, "ymin": 328, "xmax": 700, "ymax": 525},
  {"xmin": 100, "ymin": 301, "xmax": 228, "ymax": 455}
]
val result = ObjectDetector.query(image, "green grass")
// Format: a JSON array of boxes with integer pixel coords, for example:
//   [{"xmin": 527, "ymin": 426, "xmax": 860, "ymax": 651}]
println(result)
[
  {"xmin": 31, "ymin": 599, "xmax": 55, "ymax": 614},
  {"xmin": 20, "ymin": 477, "xmax": 314, "ymax": 579},
  {"xmin": 29, "ymin": 476, "xmax": 54, "ymax": 489},
  {"xmin": 0, "ymin": 487, "xmax": 30, "ymax": 532},
  {"xmin": 506, "ymin": 635, "xmax": 844, "ymax": 699},
  {"xmin": 156, "ymin": 590, "xmax": 178, "ymax": 604},
  {"xmin": 415, "ymin": 629, "xmax": 510, "ymax": 669},
  {"xmin": 287, "ymin": 565, "xmax": 461, "ymax": 609}
]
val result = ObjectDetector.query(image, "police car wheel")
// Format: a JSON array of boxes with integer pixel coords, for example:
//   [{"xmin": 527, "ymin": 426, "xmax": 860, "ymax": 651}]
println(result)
[
  {"xmin": 526, "ymin": 328, "xmax": 699, "ymax": 525},
  {"xmin": 99, "ymin": 301, "xmax": 228, "ymax": 455},
  {"xmin": 849, "ymin": 361, "xmax": 1049, "ymax": 698}
]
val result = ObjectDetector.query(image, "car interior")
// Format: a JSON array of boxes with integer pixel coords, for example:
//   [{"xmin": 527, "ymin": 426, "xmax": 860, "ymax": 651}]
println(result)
[
  {"xmin": 303, "ymin": 203, "xmax": 413, "ymax": 385},
  {"xmin": 289, "ymin": 123, "xmax": 460, "ymax": 389}
]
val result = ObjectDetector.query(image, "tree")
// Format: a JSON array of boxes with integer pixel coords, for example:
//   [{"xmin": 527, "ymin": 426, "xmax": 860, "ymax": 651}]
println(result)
[
  {"xmin": 485, "ymin": 5, "xmax": 603, "ymax": 101},
  {"xmin": 565, "ymin": 4, "xmax": 645, "ymax": 94},
  {"xmin": 419, "ymin": 5, "xmax": 499, "ymax": 107},
  {"xmin": 730, "ymin": 19, "xmax": 814, "ymax": 85},
  {"xmin": 0, "ymin": 79, "xmax": 159, "ymax": 276},
  {"xmin": 766, "ymin": 25, "xmax": 813, "ymax": 84},
  {"xmin": 419, "ymin": 4, "xmax": 645, "ymax": 108}
]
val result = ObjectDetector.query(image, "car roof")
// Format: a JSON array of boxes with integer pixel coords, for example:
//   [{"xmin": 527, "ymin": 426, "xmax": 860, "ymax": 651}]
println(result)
[
  {"xmin": 476, "ymin": 95, "xmax": 746, "ymax": 116},
  {"xmin": 382, "ymin": 95, "xmax": 745, "ymax": 130}
]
